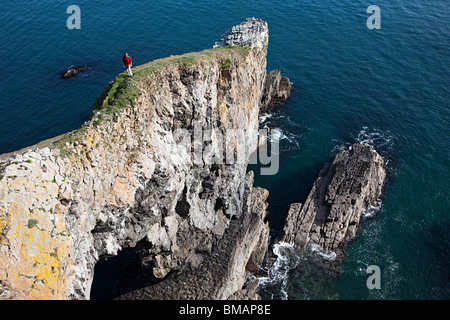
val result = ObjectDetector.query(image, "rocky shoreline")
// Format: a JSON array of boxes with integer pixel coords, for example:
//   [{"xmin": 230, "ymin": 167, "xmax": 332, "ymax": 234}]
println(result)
[
  {"xmin": 0, "ymin": 17, "xmax": 386, "ymax": 301},
  {"xmin": 253, "ymin": 143, "xmax": 387, "ymax": 300}
]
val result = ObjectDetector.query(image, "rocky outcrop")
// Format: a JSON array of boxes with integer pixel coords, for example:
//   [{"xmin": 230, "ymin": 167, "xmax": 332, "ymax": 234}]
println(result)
[
  {"xmin": 61, "ymin": 66, "xmax": 86, "ymax": 79},
  {"xmin": 260, "ymin": 69, "xmax": 292, "ymax": 114},
  {"xmin": 214, "ymin": 17, "xmax": 269, "ymax": 50},
  {"xmin": 0, "ymin": 19, "xmax": 272, "ymax": 300},
  {"xmin": 281, "ymin": 143, "xmax": 386, "ymax": 253}
]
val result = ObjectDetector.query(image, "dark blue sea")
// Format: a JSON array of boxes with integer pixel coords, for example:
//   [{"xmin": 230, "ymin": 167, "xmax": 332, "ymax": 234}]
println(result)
[{"xmin": 1, "ymin": 1, "xmax": 448, "ymax": 300}]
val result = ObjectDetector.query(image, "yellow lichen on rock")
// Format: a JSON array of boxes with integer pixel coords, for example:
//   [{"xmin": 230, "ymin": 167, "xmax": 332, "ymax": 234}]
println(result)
[
  {"xmin": 0, "ymin": 199, "xmax": 9, "ymax": 242},
  {"xmin": 19, "ymin": 225, "xmax": 72, "ymax": 300},
  {"xmin": 0, "ymin": 156, "xmax": 74, "ymax": 300},
  {"xmin": 107, "ymin": 164, "xmax": 138, "ymax": 209}
]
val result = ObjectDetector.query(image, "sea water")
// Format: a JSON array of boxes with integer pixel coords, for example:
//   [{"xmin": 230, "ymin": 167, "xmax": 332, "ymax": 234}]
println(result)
[{"xmin": 1, "ymin": 0, "xmax": 448, "ymax": 300}]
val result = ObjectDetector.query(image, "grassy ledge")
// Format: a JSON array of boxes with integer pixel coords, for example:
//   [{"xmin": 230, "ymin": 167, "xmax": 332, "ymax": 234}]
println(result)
[
  {"xmin": 0, "ymin": 45, "xmax": 251, "ymax": 160},
  {"xmin": 91, "ymin": 44, "xmax": 250, "ymax": 120}
]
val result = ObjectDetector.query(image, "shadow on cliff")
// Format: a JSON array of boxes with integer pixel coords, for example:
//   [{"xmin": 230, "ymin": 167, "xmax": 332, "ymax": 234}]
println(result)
[
  {"xmin": 250, "ymin": 159, "xmax": 327, "ymax": 243},
  {"xmin": 90, "ymin": 239, "xmax": 168, "ymax": 300}
]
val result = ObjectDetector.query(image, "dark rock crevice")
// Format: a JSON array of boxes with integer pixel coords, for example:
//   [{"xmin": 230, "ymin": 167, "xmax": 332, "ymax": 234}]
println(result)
[{"xmin": 113, "ymin": 172, "xmax": 270, "ymax": 300}]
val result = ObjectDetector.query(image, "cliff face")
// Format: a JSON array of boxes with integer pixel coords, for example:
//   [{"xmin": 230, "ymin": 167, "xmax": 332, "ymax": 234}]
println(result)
[
  {"xmin": 0, "ymin": 18, "xmax": 271, "ymax": 300},
  {"xmin": 115, "ymin": 171, "xmax": 270, "ymax": 300}
]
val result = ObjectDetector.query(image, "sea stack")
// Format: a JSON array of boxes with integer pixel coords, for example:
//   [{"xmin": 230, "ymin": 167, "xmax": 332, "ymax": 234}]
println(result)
[
  {"xmin": 281, "ymin": 143, "xmax": 386, "ymax": 254},
  {"xmin": 260, "ymin": 69, "xmax": 292, "ymax": 114}
]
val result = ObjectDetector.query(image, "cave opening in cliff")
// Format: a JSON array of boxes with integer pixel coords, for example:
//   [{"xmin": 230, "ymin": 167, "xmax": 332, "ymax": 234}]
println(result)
[{"xmin": 90, "ymin": 239, "xmax": 164, "ymax": 300}]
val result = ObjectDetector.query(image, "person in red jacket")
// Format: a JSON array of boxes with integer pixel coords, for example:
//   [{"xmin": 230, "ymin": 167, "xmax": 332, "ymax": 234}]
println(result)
[{"xmin": 123, "ymin": 52, "xmax": 133, "ymax": 77}]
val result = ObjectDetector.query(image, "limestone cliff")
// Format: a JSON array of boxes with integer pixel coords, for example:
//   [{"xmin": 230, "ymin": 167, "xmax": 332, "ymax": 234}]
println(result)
[
  {"xmin": 0, "ymin": 18, "xmax": 274, "ymax": 300},
  {"xmin": 114, "ymin": 171, "xmax": 269, "ymax": 300}
]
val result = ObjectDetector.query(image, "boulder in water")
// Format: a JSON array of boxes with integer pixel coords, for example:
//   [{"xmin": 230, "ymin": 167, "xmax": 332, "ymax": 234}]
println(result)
[{"xmin": 61, "ymin": 66, "xmax": 86, "ymax": 79}]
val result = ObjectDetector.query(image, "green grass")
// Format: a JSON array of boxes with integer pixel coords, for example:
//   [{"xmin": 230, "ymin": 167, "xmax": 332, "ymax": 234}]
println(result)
[
  {"xmin": 92, "ymin": 73, "xmax": 140, "ymax": 115},
  {"xmin": 132, "ymin": 53, "xmax": 203, "ymax": 80},
  {"xmin": 204, "ymin": 44, "xmax": 250, "ymax": 54},
  {"xmin": 220, "ymin": 58, "xmax": 232, "ymax": 70},
  {"xmin": 92, "ymin": 52, "xmax": 209, "ymax": 116},
  {"xmin": 93, "ymin": 45, "xmax": 250, "ymax": 117},
  {"xmin": 27, "ymin": 219, "xmax": 38, "ymax": 229},
  {"xmin": 133, "ymin": 45, "xmax": 249, "ymax": 78}
]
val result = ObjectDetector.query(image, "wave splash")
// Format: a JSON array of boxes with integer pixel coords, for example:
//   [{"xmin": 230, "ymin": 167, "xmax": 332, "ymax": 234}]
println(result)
[
  {"xmin": 361, "ymin": 198, "xmax": 383, "ymax": 219},
  {"xmin": 356, "ymin": 127, "xmax": 394, "ymax": 149},
  {"xmin": 333, "ymin": 125, "xmax": 397, "ymax": 180},
  {"xmin": 309, "ymin": 243, "xmax": 337, "ymax": 261},
  {"xmin": 332, "ymin": 126, "xmax": 394, "ymax": 159},
  {"xmin": 259, "ymin": 112, "xmax": 302, "ymax": 153},
  {"xmin": 257, "ymin": 241, "xmax": 344, "ymax": 300},
  {"xmin": 257, "ymin": 242, "xmax": 300, "ymax": 300}
]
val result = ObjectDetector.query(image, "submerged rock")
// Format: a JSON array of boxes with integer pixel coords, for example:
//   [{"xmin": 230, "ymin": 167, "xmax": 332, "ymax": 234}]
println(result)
[
  {"xmin": 282, "ymin": 143, "xmax": 386, "ymax": 253},
  {"xmin": 61, "ymin": 66, "xmax": 86, "ymax": 79}
]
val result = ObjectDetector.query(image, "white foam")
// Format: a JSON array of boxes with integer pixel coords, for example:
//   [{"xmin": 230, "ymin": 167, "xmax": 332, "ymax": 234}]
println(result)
[
  {"xmin": 332, "ymin": 127, "xmax": 394, "ymax": 155},
  {"xmin": 259, "ymin": 111, "xmax": 303, "ymax": 154},
  {"xmin": 269, "ymin": 128, "xmax": 301, "ymax": 153},
  {"xmin": 269, "ymin": 128, "xmax": 284, "ymax": 141},
  {"xmin": 259, "ymin": 113, "xmax": 273, "ymax": 123},
  {"xmin": 361, "ymin": 199, "xmax": 383, "ymax": 219},
  {"xmin": 309, "ymin": 243, "xmax": 337, "ymax": 261},
  {"xmin": 258, "ymin": 242, "xmax": 300, "ymax": 300},
  {"xmin": 356, "ymin": 126, "xmax": 394, "ymax": 150}
]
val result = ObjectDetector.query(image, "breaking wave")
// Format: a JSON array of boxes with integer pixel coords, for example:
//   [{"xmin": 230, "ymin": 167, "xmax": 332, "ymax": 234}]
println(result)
[
  {"xmin": 257, "ymin": 242, "xmax": 300, "ymax": 300},
  {"xmin": 356, "ymin": 127, "xmax": 394, "ymax": 149},
  {"xmin": 332, "ymin": 126, "xmax": 396, "ymax": 180},
  {"xmin": 361, "ymin": 198, "xmax": 383, "ymax": 219},
  {"xmin": 332, "ymin": 126, "xmax": 394, "ymax": 156},
  {"xmin": 259, "ymin": 112, "xmax": 302, "ymax": 153},
  {"xmin": 308, "ymin": 244, "xmax": 337, "ymax": 261}
]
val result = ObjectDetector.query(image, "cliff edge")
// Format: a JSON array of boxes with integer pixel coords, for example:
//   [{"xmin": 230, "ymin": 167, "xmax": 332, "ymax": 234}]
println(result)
[{"xmin": 0, "ymin": 18, "xmax": 280, "ymax": 300}]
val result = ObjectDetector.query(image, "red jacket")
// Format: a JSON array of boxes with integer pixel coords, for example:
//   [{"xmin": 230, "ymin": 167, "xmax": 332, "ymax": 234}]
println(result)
[{"xmin": 123, "ymin": 55, "xmax": 132, "ymax": 66}]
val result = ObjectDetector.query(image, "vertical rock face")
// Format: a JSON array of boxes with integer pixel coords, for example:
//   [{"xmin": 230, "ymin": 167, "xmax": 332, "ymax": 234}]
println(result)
[
  {"xmin": 115, "ymin": 171, "xmax": 269, "ymax": 300},
  {"xmin": 0, "ymin": 19, "xmax": 272, "ymax": 300},
  {"xmin": 0, "ymin": 148, "xmax": 74, "ymax": 300},
  {"xmin": 282, "ymin": 143, "xmax": 386, "ymax": 253},
  {"xmin": 260, "ymin": 69, "xmax": 292, "ymax": 114}
]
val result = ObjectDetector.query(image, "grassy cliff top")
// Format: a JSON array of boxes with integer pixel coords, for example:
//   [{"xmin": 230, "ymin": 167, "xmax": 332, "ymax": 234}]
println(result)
[
  {"xmin": 92, "ymin": 45, "xmax": 250, "ymax": 115},
  {"xmin": 0, "ymin": 45, "xmax": 251, "ymax": 160}
]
